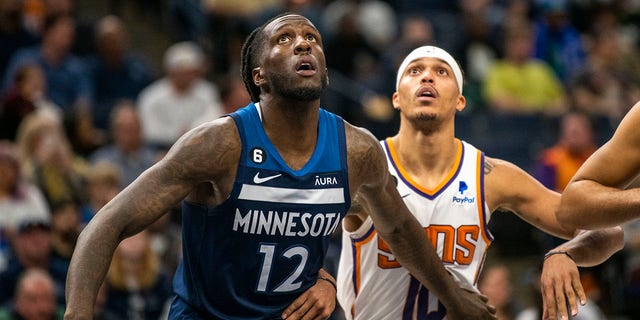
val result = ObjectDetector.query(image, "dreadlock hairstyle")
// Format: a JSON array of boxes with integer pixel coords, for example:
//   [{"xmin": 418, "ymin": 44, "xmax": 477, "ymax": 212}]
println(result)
[{"xmin": 240, "ymin": 13, "xmax": 298, "ymax": 103}]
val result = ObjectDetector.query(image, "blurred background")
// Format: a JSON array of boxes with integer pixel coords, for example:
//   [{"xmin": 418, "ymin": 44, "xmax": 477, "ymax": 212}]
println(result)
[{"xmin": 1, "ymin": 0, "xmax": 640, "ymax": 319}]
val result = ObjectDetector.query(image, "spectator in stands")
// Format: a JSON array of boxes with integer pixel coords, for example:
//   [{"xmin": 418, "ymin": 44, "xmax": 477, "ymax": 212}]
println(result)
[
  {"xmin": 483, "ymin": 21, "xmax": 567, "ymax": 115},
  {"xmin": 3, "ymin": 13, "xmax": 92, "ymax": 116},
  {"xmin": 0, "ymin": 268, "xmax": 65, "ymax": 320},
  {"xmin": 49, "ymin": 199, "xmax": 80, "ymax": 271},
  {"xmin": 322, "ymin": 4, "xmax": 381, "ymax": 83},
  {"xmin": 569, "ymin": 28, "xmax": 640, "ymax": 121},
  {"xmin": 90, "ymin": 101, "xmax": 159, "ymax": 188},
  {"xmin": 1, "ymin": 63, "xmax": 61, "ymax": 141},
  {"xmin": 0, "ymin": 140, "xmax": 50, "ymax": 270},
  {"xmin": 478, "ymin": 264, "xmax": 522, "ymax": 320},
  {"xmin": 532, "ymin": 0, "xmax": 586, "ymax": 86},
  {"xmin": 102, "ymin": 230, "xmax": 172, "ymax": 320},
  {"xmin": 80, "ymin": 161, "xmax": 121, "ymax": 226},
  {"xmin": 391, "ymin": 0, "xmax": 465, "ymax": 60},
  {"xmin": 86, "ymin": 15, "xmax": 154, "ymax": 131},
  {"xmin": 138, "ymin": 41, "xmax": 224, "ymax": 151},
  {"xmin": 61, "ymin": 104, "xmax": 106, "ymax": 158},
  {"xmin": 379, "ymin": 14, "xmax": 435, "ymax": 96},
  {"xmin": 167, "ymin": 0, "xmax": 210, "ymax": 43},
  {"xmin": 0, "ymin": 0, "xmax": 38, "ymax": 83},
  {"xmin": 534, "ymin": 111, "xmax": 597, "ymax": 192},
  {"xmin": 0, "ymin": 216, "xmax": 68, "ymax": 308},
  {"xmin": 14, "ymin": 112, "xmax": 88, "ymax": 208}
]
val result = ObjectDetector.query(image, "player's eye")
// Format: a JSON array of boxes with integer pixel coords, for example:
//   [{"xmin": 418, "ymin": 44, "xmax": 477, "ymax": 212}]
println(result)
[
  {"xmin": 278, "ymin": 35, "xmax": 291, "ymax": 43},
  {"xmin": 305, "ymin": 34, "xmax": 317, "ymax": 42}
]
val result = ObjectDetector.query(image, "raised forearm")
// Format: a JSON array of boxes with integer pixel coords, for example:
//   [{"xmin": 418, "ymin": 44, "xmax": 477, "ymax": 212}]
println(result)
[
  {"xmin": 551, "ymin": 227, "xmax": 624, "ymax": 267},
  {"xmin": 559, "ymin": 180, "xmax": 640, "ymax": 229}
]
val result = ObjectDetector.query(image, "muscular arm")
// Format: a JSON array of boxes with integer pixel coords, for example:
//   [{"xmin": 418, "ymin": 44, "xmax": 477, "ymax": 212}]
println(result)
[
  {"xmin": 485, "ymin": 157, "xmax": 573, "ymax": 239},
  {"xmin": 558, "ymin": 103, "xmax": 640, "ymax": 229},
  {"xmin": 65, "ymin": 118, "xmax": 240, "ymax": 319},
  {"xmin": 552, "ymin": 228, "xmax": 624, "ymax": 267},
  {"xmin": 485, "ymin": 156, "xmax": 623, "ymax": 264},
  {"xmin": 345, "ymin": 125, "xmax": 495, "ymax": 319},
  {"xmin": 484, "ymin": 156, "xmax": 623, "ymax": 319}
]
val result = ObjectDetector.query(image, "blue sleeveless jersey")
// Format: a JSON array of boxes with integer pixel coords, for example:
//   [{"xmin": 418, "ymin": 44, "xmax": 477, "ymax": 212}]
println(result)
[{"xmin": 170, "ymin": 103, "xmax": 350, "ymax": 319}]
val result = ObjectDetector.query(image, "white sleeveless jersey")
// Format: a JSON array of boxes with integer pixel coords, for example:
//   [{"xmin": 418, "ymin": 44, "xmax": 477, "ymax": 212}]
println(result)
[{"xmin": 337, "ymin": 138, "xmax": 494, "ymax": 320}]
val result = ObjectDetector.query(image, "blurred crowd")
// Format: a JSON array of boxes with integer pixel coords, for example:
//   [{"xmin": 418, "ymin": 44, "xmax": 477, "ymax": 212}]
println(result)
[{"xmin": 2, "ymin": 0, "xmax": 640, "ymax": 319}]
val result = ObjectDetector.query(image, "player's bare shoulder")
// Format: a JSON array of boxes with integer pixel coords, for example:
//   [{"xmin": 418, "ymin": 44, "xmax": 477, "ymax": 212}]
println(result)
[
  {"xmin": 164, "ymin": 116, "xmax": 241, "ymax": 182},
  {"xmin": 482, "ymin": 156, "xmax": 527, "ymax": 188},
  {"xmin": 482, "ymin": 156, "xmax": 524, "ymax": 191},
  {"xmin": 483, "ymin": 156, "xmax": 520, "ymax": 175}
]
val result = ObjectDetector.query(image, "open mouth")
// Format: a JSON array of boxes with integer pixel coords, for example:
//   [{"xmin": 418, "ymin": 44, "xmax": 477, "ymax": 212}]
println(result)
[
  {"xmin": 296, "ymin": 60, "xmax": 317, "ymax": 76},
  {"xmin": 416, "ymin": 86, "xmax": 436, "ymax": 99}
]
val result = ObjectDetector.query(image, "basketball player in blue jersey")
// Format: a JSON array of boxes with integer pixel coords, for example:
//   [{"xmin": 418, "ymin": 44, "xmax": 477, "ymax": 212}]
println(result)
[
  {"xmin": 64, "ymin": 14, "xmax": 497, "ymax": 320},
  {"xmin": 336, "ymin": 46, "xmax": 624, "ymax": 320},
  {"xmin": 558, "ymin": 101, "xmax": 640, "ymax": 229}
]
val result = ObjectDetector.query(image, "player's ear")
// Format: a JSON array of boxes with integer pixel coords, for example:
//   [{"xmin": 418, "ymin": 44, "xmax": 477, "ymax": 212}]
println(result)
[
  {"xmin": 455, "ymin": 94, "xmax": 466, "ymax": 112},
  {"xmin": 392, "ymin": 92, "xmax": 401, "ymax": 110},
  {"xmin": 252, "ymin": 67, "xmax": 265, "ymax": 86}
]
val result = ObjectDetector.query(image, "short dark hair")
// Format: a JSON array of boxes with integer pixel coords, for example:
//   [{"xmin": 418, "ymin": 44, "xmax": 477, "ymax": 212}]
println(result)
[{"xmin": 240, "ymin": 13, "xmax": 297, "ymax": 103}]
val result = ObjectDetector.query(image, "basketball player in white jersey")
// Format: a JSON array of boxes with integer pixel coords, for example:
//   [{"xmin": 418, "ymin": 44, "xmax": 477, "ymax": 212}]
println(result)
[{"xmin": 337, "ymin": 46, "xmax": 624, "ymax": 320}]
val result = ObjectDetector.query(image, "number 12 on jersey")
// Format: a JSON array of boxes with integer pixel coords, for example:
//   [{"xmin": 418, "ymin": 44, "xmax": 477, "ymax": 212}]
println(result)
[{"xmin": 256, "ymin": 243, "xmax": 309, "ymax": 293}]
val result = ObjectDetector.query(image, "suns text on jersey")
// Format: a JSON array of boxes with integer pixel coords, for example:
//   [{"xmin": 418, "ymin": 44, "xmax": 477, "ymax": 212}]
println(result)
[{"xmin": 233, "ymin": 209, "xmax": 341, "ymax": 237}]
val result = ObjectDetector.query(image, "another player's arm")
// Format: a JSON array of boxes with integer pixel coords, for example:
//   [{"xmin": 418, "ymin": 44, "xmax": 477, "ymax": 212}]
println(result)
[
  {"xmin": 65, "ymin": 118, "xmax": 240, "ymax": 320},
  {"xmin": 559, "ymin": 102, "xmax": 640, "ymax": 229},
  {"xmin": 485, "ymin": 156, "xmax": 623, "ymax": 263},
  {"xmin": 484, "ymin": 157, "xmax": 623, "ymax": 319},
  {"xmin": 539, "ymin": 226, "xmax": 623, "ymax": 320},
  {"xmin": 344, "ymin": 124, "xmax": 496, "ymax": 320}
]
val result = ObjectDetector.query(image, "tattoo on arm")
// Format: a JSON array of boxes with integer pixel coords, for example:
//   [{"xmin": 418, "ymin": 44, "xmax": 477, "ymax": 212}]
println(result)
[{"xmin": 484, "ymin": 158, "xmax": 494, "ymax": 175}]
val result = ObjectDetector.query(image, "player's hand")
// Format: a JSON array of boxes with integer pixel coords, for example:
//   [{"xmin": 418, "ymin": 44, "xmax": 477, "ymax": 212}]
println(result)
[
  {"xmin": 446, "ymin": 288, "xmax": 497, "ymax": 320},
  {"xmin": 540, "ymin": 253, "xmax": 586, "ymax": 320},
  {"xmin": 281, "ymin": 277, "xmax": 336, "ymax": 320}
]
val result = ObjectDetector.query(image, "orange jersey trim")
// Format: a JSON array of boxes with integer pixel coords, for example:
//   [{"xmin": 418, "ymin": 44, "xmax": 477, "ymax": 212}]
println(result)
[{"xmin": 385, "ymin": 138, "xmax": 463, "ymax": 197}]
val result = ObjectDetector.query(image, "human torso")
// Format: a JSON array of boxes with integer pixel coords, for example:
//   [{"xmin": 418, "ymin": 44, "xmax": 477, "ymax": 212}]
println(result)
[
  {"xmin": 139, "ymin": 79, "xmax": 223, "ymax": 146},
  {"xmin": 486, "ymin": 60, "xmax": 563, "ymax": 110},
  {"xmin": 337, "ymin": 138, "xmax": 493, "ymax": 320},
  {"xmin": 171, "ymin": 103, "xmax": 350, "ymax": 319}
]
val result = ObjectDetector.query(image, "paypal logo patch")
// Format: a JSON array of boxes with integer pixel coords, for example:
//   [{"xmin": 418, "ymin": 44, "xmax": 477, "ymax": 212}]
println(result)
[{"xmin": 452, "ymin": 180, "xmax": 475, "ymax": 204}]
